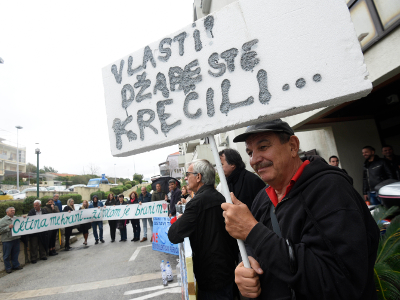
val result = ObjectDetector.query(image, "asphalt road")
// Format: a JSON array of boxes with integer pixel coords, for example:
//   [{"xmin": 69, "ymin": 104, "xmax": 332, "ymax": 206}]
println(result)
[{"xmin": 0, "ymin": 223, "xmax": 181, "ymax": 300}]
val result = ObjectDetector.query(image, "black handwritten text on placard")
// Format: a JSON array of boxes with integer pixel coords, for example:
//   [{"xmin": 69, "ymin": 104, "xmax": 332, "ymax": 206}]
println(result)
[{"xmin": 108, "ymin": 15, "xmax": 323, "ymax": 151}]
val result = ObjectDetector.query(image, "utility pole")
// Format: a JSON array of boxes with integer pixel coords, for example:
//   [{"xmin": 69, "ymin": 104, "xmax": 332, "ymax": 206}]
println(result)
[
  {"xmin": 15, "ymin": 126, "xmax": 23, "ymax": 190},
  {"xmin": 35, "ymin": 148, "xmax": 41, "ymax": 198}
]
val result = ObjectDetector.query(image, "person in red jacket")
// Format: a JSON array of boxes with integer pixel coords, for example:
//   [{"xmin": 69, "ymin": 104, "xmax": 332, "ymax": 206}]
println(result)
[{"xmin": 222, "ymin": 119, "xmax": 379, "ymax": 300}]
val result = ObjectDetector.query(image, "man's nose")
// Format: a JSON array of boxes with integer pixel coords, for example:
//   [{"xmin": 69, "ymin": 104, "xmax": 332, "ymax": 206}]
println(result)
[{"xmin": 250, "ymin": 150, "xmax": 263, "ymax": 166}]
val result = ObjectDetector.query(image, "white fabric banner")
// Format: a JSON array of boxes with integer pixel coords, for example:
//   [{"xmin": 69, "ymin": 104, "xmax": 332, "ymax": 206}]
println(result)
[{"xmin": 11, "ymin": 201, "xmax": 169, "ymax": 236}]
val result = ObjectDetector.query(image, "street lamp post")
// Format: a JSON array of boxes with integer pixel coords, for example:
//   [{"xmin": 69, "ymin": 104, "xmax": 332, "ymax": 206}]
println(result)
[
  {"xmin": 114, "ymin": 164, "xmax": 116, "ymax": 184},
  {"xmin": 15, "ymin": 126, "xmax": 23, "ymax": 190},
  {"xmin": 35, "ymin": 148, "xmax": 41, "ymax": 198}
]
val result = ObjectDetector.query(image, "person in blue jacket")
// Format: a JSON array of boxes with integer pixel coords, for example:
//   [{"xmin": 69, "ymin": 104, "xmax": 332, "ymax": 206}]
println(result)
[
  {"xmin": 53, "ymin": 194, "xmax": 62, "ymax": 212},
  {"xmin": 89, "ymin": 195, "xmax": 104, "ymax": 244},
  {"xmin": 138, "ymin": 187, "xmax": 152, "ymax": 242}
]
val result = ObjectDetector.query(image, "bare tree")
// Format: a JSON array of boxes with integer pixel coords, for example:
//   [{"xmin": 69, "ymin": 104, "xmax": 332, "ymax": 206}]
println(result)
[{"xmin": 88, "ymin": 163, "xmax": 99, "ymax": 175}]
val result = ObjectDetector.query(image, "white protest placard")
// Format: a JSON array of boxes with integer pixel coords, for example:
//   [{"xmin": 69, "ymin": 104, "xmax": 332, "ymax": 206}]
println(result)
[
  {"xmin": 102, "ymin": 0, "xmax": 371, "ymax": 157},
  {"xmin": 12, "ymin": 201, "xmax": 168, "ymax": 236}
]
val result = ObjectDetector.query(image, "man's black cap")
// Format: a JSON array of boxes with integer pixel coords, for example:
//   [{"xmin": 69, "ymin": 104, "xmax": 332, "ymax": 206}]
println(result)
[{"xmin": 233, "ymin": 119, "xmax": 294, "ymax": 143}]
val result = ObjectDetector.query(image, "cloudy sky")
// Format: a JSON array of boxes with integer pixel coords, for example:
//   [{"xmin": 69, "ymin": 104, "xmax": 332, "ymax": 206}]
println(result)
[{"xmin": 0, "ymin": 0, "xmax": 193, "ymax": 180}]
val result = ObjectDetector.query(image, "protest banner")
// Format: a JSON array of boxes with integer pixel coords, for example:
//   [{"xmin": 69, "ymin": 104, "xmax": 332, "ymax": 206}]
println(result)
[
  {"xmin": 11, "ymin": 201, "xmax": 168, "ymax": 236},
  {"xmin": 102, "ymin": 0, "xmax": 371, "ymax": 157},
  {"xmin": 152, "ymin": 217, "xmax": 179, "ymax": 255}
]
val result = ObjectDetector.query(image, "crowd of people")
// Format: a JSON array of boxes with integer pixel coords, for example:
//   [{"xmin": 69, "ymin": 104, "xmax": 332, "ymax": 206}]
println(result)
[
  {"xmin": 2, "ymin": 118, "xmax": 399, "ymax": 299},
  {"xmin": 327, "ymin": 144, "xmax": 400, "ymax": 205},
  {"xmin": 169, "ymin": 119, "xmax": 382, "ymax": 300},
  {"xmin": 0, "ymin": 180, "xmax": 192, "ymax": 274}
]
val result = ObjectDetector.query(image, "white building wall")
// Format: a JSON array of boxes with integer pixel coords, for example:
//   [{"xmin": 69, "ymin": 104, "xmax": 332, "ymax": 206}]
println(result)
[
  {"xmin": 295, "ymin": 127, "xmax": 339, "ymax": 163},
  {"xmin": 167, "ymin": 155, "xmax": 182, "ymax": 179},
  {"xmin": 363, "ymin": 26, "xmax": 400, "ymax": 86}
]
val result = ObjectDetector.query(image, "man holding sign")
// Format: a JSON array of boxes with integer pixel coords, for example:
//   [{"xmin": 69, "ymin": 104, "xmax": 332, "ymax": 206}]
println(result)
[
  {"xmin": 0, "ymin": 207, "xmax": 22, "ymax": 273},
  {"xmin": 27, "ymin": 200, "xmax": 49, "ymax": 263},
  {"xmin": 222, "ymin": 119, "xmax": 379, "ymax": 299},
  {"xmin": 169, "ymin": 159, "xmax": 238, "ymax": 300}
]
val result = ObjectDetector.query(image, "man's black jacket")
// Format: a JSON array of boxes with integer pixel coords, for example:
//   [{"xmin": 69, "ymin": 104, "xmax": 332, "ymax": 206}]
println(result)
[
  {"xmin": 27, "ymin": 208, "xmax": 49, "ymax": 250},
  {"xmin": 168, "ymin": 184, "xmax": 238, "ymax": 291},
  {"xmin": 363, "ymin": 155, "xmax": 393, "ymax": 194},
  {"xmin": 28, "ymin": 208, "xmax": 48, "ymax": 216},
  {"xmin": 384, "ymin": 155, "xmax": 400, "ymax": 180},
  {"xmin": 169, "ymin": 188, "xmax": 181, "ymax": 216},
  {"xmin": 227, "ymin": 168, "xmax": 266, "ymax": 210},
  {"xmin": 246, "ymin": 156, "xmax": 379, "ymax": 299}
]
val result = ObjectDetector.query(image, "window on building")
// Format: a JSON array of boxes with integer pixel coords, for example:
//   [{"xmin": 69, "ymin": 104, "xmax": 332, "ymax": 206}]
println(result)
[
  {"xmin": 349, "ymin": 0, "xmax": 400, "ymax": 51},
  {"xmin": 350, "ymin": 0, "xmax": 377, "ymax": 48},
  {"xmin": 373, "ymin": 0, "xmax": 400, "ymax": 29}
]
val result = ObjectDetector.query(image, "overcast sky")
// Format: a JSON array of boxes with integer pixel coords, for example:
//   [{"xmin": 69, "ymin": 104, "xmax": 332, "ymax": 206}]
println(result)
[{"xmin": 0, "ymin": 0, "xmax": 193, "ymax": 180}]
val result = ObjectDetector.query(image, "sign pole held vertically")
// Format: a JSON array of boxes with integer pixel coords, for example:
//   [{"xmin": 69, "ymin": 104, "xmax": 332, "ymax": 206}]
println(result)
[{"xmin": 208, "ymin": 134, "xmax": 251, "ymax": 269}]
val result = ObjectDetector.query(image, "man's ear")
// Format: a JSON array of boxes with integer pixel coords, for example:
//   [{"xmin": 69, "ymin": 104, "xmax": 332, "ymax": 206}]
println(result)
[
  {"xmin": 289, "ymin": 136, "xmax": 300, "ymax": 157},
  {"xmin": 197, "ymin": 173, "xmax": 202, "ymax": 183}
]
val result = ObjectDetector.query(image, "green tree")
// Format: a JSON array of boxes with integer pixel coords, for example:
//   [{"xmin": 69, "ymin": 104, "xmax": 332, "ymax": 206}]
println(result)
[
  {"xmin": 70, "ymin": 174, "xmax": 97, "ymax": 185},
  {"xmin": 215, "ymin": 173, "xmax": 220, "ymax": 186},
  {"xmin": 26, "ymin": 163, "xmax": 37, "ymax": 173},
  {"xmin": 43, "ymin": 166, "xmax": 58, "ymax": 173},
  {"xmin": 133, "ymin": 173, "xmax": 143, "ymax": 184}
]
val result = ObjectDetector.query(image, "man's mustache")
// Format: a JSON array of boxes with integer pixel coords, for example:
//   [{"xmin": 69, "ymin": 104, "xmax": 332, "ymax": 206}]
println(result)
[{"xmin": 252, "ymin": 161, "xmax": 273, "ymax": 172}]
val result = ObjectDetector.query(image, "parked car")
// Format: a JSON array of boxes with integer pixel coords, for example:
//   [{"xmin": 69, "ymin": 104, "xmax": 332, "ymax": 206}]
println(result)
[
  {"xmin": 46, "ymin": 186, "xmax": 66, "ymax": 192},
  {"xmin": 4, "ymin": 189, "xmax": 21, "ymax": 196},
  {"xmin": 13, "ymin": 187, "xmax": 48, "ymax": 200},
  {"xmin": 87, "ymin": 174, "xmax": 109, "ymax": 188},
  {"xmin": 67, "ymin": 184, "xmax": 86, "ymax": 192},
  {"xmin": 0, "ymin": 189, "xmax": 13, "ymax": 201}
]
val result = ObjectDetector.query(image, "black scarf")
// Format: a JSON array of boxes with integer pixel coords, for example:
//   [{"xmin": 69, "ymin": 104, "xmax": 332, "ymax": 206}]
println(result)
[{"xmin": 226, "ymin": 167, "xmax": 244, "ymax": 193}]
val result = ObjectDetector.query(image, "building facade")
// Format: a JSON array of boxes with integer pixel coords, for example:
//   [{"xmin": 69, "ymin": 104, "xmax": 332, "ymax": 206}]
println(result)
[
  {"xmin": 0, "ymin": 138, "xmax": 26, "ymax": 181},
  {"xmin": 160, "ymin": 152, "xmax": 184, "ymax": 179},
  {"xmin": 179, "ymin": 0, "xmax": 400, "ymax": 195}
]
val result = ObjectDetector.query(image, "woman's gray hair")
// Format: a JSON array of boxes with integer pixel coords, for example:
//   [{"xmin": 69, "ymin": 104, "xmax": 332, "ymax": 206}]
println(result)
[
  {"xmin": 67, "ymin": 198, "xmax": 75, "ymax": 210},
  {"xmin": 34, "ymin": 200, "xmax": 41, "ymax": 205},
  {"xmin": 190, "ymin": 159, "xmax": 215, "ymax": 185}
]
